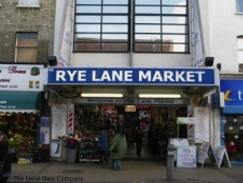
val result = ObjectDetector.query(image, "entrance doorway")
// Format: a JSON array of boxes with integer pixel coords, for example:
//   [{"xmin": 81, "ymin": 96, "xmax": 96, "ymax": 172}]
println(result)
[{"xmin": 74, "ymin": 104, "xmax": 187, "ymax": 160}]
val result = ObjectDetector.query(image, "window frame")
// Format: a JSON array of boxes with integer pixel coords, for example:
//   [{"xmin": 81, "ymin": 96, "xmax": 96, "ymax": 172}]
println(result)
[
  {"xmin": 73, "ymin": 0, "xmax": 190, "ymax": 53},
  {"xmin": 133, "ymin": 0, "xmax": 190, "ymax": 53},
  {"xmin": 73, "ymin": 0, "xmax": 130, "ymax": 53},
  {"xmin": 15, "ymin": 32, "xmax": 38, "ymax": 63},
  {"xmin": 235, "ymin": 0, "xmax": 243, "ymax": 14},
  {"xmin": 17, "ymin": 0, "xmax": 40, "ymax": 8}
]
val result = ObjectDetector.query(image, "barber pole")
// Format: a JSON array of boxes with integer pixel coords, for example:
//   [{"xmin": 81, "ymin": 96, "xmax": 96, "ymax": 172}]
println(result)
[{"xmin": 67, "ymin": 104, "xmax": 74, "ymax": 134}]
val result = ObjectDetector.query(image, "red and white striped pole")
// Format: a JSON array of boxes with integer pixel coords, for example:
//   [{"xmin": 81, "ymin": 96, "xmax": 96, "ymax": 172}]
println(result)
[{"xmin": 67, "ymin": 104, "xmax": 74, "ymax": 134}]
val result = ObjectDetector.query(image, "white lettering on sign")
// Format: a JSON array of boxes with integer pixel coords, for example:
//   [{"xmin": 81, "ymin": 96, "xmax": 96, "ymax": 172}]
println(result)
[
  {"xmin": 54, "ymin": 69, "xmax": 206, "ymax": 83},
  {"xmin": 238, "ymin": 90, "xmax": 243, "ymax": 101},
  {"xmin": 92, "ymin": 70, "xmax": 133, "ymax": 82},
  {"xmin": 139, "ymin": 70, "xmax": 205, "ymax": 82}
]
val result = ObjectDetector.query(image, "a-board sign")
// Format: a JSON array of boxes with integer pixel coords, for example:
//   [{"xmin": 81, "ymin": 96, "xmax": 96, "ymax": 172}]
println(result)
[
  {"xmin": 197, "ymin": 142, "xmax": 209, "ymax": 164},
  {"xmin": 214, "ymin": 146, "xmax": 232, "ymax": 168},
  {"xmin": 197, "ymin": 142, "xmax": 217, "ymax": 168},
  {"xmin": 177, "ymin": 146, "xmax": 197, "ymax": 168}
]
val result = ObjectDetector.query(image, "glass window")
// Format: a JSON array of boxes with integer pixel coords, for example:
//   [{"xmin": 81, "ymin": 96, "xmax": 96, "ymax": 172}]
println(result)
[
  {"xmin": 15, "ymin": 32, "xmax": 38, "ymax": 63},
  {"xmin": 74, "ymin": 0, "xmax": 129, "ymax": 52},
  {"xmin": 135, "ymin": 0, "xmax": 160, "ymax": 5},
  {"xmin": 238, "ymin": 36, "xmax": 243, "ymax": 66},
  {"xmin": 77, "ymin": 0, "xmax": 101, "ymax": 4},
  {"xmin": 134, "ymin": 0, "xmax": 189, "ymax": 53},
  {"xmin": 236, "ymin": 0, "xmax": 243, "ymax": 12},
  {"xmin": 18, "ymin": 0, "xmax": 39, "ymax": 6},
  {"xmin": 224, "ymin": 115, "xmax": 243, "ymax": 162},
  {"xmin": 74, "ymin": 0, "xmax": 189, "ymax": 53}
]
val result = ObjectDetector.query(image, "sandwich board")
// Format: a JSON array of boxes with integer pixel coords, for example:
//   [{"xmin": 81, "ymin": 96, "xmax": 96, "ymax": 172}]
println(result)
[
  {"xmin": 214, "ymin": 146, "xmax": 231, "ymax": 168},
  {"xmin": 197, "ymin": 142, "xmax": 217, "ymax": 168}
]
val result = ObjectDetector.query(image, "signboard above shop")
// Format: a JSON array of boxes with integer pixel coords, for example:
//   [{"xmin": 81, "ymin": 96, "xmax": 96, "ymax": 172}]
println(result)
[
  {"xmin": 0, "ymin": 64, "xmax": 46, "ymax": 91},
  {"xmin": 75, "ymin": 97, "xmax": 189, "ymax": 105},
  {"xmin": 48, "ymin": 67, "xmax": 217, "ymax": 86},
  {"xmin": 220, "ymin": 79, "xmax": 243, "ymax": 114}
]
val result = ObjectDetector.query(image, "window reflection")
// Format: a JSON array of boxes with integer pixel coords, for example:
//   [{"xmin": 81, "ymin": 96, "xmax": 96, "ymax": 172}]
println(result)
[
  {"xmin": 135, "ymin": 25, "xmax": 161, "ymax": 33},
  {"xmin": 163, "ymin": 0, "xmax": 187, "ymax": 6},
  {"xmin": 75, "ymin": 24, "xmax": 101, "ymax": 32},
  {"xmin": 103, "ymin": 16, "xmax": 128, "ymax": 23},
  {"xmin": 135, "ymin": 7, "xmax": 161, "ymax": 14},
  {"xmin": 103, "ymin": 25, "xmax": 128, "ymax": 32},
  {"xmin": 76, "ymin": 6, "xmax": 101, "ymax": 13},
  {"xmin": 76, "ymin": 0, "xmax": 101, "ymax": 4},
  {"xmin": 162, "ymin": 25, "xmax": 188, "ymax": 34},
  {"xmin": 135, "ymin": 16, "xmax": 160, "ymax": 24},
  {"xmin": 103, "ymin": 6, "xmax": 128, "ymax": 13},
  {"xmin": 162, "ymin": 7, "xmax": 187, "ymax": 14},
  {"xmin": 135, "ymin": 34, "xmax": 161, "ymax": 42},
  {"xmin": 74, "ymin": 34, "xmax": 100, "ymax": 42},
  {"xmin": 135, "ymin": 0, "xmax": 160, "ymax": 5},
  {"xmin": 104, "ymin": 0, "xmax": 128, "ymax": 5},
  {"xmin": 163, "ymin": 16, "xmax": 187, "ymax": 24},
  {"xmin": 74, "ymin": 0, "xmax": 189, "ymax": 53},
  {"xmin": 76, "ymin": 16, "xmax": 101, "ymax": 23}
]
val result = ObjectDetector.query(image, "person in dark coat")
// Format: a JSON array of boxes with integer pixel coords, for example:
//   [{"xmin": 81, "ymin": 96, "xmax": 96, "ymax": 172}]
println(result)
[
  {"xmin": 98, "ymin": 126, "xmax": 109, "ymax": 165},
  {"xmin": 134, "ymin": 126, "xmax": 143, "ymax": 156},
  {"xmin": 0, "ymin": 130, "xmax": 11, "ymax": 183}
]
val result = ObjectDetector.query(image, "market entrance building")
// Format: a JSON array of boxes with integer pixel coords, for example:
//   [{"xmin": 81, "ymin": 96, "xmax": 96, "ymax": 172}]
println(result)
[{"xmin": 45, "ymin": 67, "xmax": 219, "ymax": 162}]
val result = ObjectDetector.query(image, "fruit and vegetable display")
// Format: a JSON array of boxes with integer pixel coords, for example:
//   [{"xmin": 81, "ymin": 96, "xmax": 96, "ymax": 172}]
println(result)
[{"xmin": 0, "ymin": 112, "xmax": 39, "ymax": 159}]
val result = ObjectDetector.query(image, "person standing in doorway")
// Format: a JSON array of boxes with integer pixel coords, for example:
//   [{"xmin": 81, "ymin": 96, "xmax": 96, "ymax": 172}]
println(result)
[
  {"xmin": 109, "ymin": 127, "xmax": 127, "ymax": 170},
  {"xmin": 98, "ymin": 126, "xmax": 109, "ymax": 166},
  {"xmin": 134, "ymin": 126, "xmax": 143, "ymax": 156},
  {"xmin": 0, "ymin": 130, "xmax": 12, "ymax": 183}
]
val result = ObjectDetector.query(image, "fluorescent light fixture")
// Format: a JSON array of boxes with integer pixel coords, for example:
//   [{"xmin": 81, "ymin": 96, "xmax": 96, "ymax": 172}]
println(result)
[
  {"xmin": 81, "ymin": 93, "xmax": 123, "ymax": 98},
  {"xmin": 139, "ymin": 94, "xmax": 181, "ymax": 98}
]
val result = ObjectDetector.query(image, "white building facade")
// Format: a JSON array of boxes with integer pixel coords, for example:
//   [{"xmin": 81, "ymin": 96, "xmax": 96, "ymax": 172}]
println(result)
[
  {"xmin": 199, "ymin": 0, "xmax": 243, "ymax": 164},
  {"xmin": 48, "ymin": 0, "xmax": 223, "ymax": 162}
]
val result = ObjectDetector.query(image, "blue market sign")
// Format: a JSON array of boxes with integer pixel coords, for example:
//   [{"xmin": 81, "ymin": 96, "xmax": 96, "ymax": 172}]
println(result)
[{"xmin": 48, "ymin": 67, "xmax": 216, "ymax": 86}]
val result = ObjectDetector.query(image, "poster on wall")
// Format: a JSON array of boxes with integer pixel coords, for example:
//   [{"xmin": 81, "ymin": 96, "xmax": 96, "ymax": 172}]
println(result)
[
  {"xmin": 40, "ymin": 117, "xmax": 51, "ymax": 144},
  {"xmin": 51, "ymin": 104, "xmax": 67, "ymax": 139},
  {"xmin": 194, "ymin": 107, "xmax": 209, "ymax": 143},
  {"xmin": 50, "ymin": 139, "xmax": 62, "ymax": 158}
]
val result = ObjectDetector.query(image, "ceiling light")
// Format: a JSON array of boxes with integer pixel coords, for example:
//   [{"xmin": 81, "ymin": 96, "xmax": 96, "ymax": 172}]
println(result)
[
  {"xmin": 139, "ymin": 94, "xmax": 181, "ymax": 98},
  {"xmin": 80, "ymin": 93, "xmax": 123, "ymax": 98}
]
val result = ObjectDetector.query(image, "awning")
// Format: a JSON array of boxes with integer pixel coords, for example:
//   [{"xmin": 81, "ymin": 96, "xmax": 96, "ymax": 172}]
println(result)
[
  {"xmin": 223, "ymin": 106, "xmax": 243, "ymax": 114},
  {"xmin": 0, "ymin": 91, "xmax": 40, "ymax": 113}
]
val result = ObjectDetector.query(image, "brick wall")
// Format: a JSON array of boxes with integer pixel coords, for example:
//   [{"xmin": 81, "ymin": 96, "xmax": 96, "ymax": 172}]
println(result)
[{"xmin": 0, "ymin": 0, "xmax": 56, "ymax": 63}]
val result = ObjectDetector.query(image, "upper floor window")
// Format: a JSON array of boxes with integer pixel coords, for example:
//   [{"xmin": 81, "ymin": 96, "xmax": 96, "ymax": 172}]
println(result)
[
  {"xmin": 236, "ymin": 0, "xmax": 243, "ymax": 13},
  {"xmin": 74, "ymin": 0, "xmax": 189, "ymax": 53},
  {"xmin": 134, "ymin": 0, "xmax": 189, "ymax": 53},
  {"xmin": 18, "ymin": 0, "xmax": 40, "ymax": 7},
  {"xmin": 238, "ymin": 36, "xmax": 243, "ymax": 72},
  {"xmin": 15, "ymin": 32, "xmax": 38, "ymax": 63},
  {"xmin": 74, "ymin": 0, "xmax": 129, "ymax": 52}
]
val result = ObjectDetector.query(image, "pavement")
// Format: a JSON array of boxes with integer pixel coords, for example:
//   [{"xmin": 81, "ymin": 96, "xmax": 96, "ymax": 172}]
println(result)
[{"xmin": 7, "ymin": 159, "xmax": 243, "ymax": 183}]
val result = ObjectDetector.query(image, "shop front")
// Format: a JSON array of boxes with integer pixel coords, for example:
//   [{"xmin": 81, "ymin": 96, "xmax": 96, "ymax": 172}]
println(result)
[
  {"xmin": 0, "ymin": 64, "xmax": 46, "ymax": 163},
  {"xmin": 47, "ymin": 67, "xmax": 219, "ymax": 162},
  {"xmin": 220, "ymin": 79, "xmax": 243, "ymax": 165}
]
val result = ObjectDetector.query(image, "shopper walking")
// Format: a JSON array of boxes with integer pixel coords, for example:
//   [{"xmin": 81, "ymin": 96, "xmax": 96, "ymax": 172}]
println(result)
[
  {"xmin": 0, "ymin": 130, "xmax": 12, "ymax": 183},
  {"xmin": 109, "ymin": 127, "xmax": 127, "ymax": 170}
]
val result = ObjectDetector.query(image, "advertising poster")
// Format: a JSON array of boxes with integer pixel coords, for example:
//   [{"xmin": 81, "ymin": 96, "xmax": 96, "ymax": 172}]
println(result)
[
  {"xmin": 194, "ymin": 107, "xmax": 209, "ymax": 143},
  {"xmin": 177, "ymin": 146, "xmax": 197, "ymax": 168}
]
